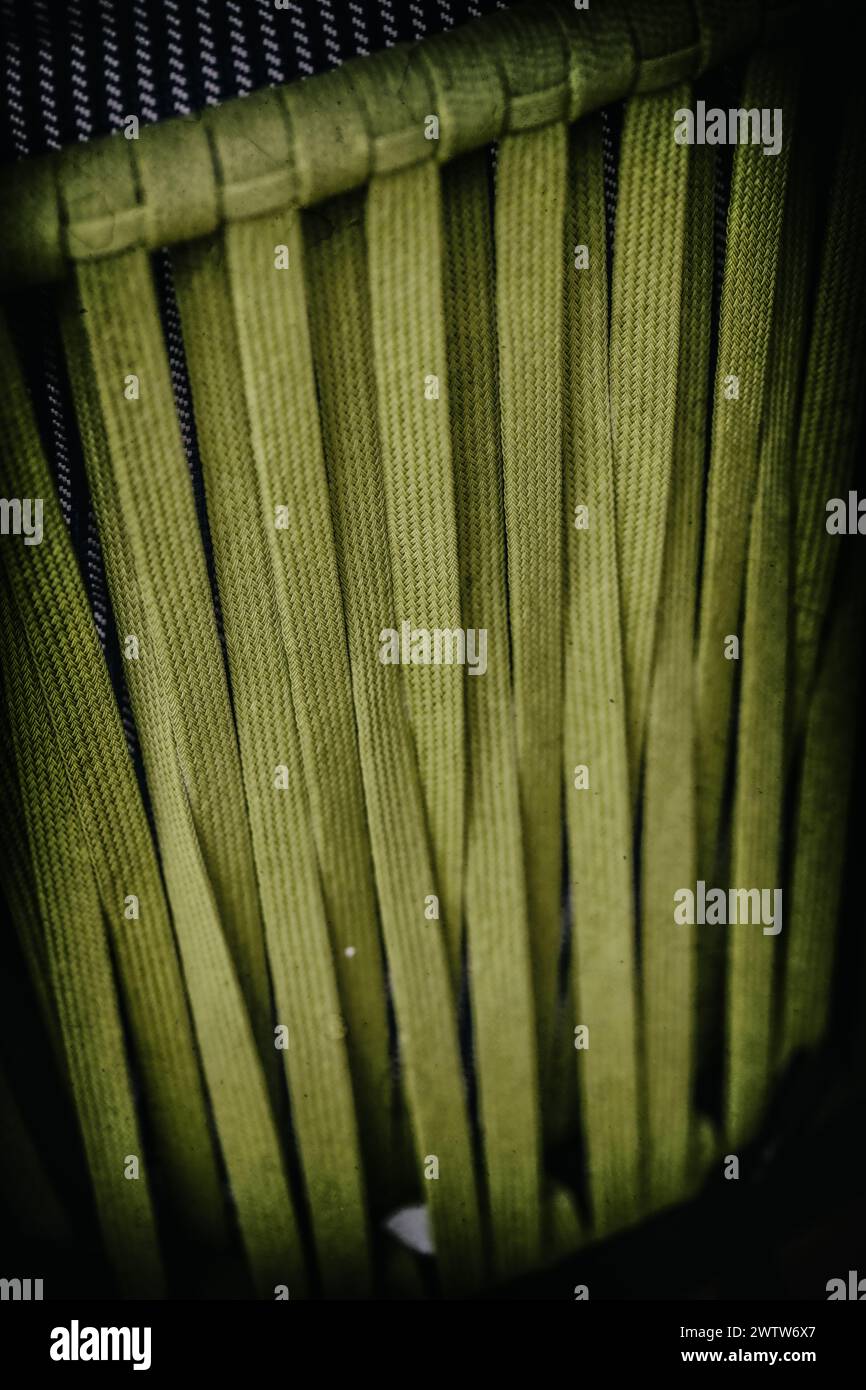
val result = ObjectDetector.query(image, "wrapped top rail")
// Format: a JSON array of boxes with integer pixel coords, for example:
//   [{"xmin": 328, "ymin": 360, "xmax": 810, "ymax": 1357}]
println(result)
[{"xmin": 0, "ymin": 0, "xmax": 799, "ymax": 289}]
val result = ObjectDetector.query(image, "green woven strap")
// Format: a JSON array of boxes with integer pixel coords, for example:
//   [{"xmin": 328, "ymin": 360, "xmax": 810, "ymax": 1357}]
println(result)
[
  {"xmin": 150, "ymin": 743, "xmax": 307, "ymax": 1296},
  {"xmin": 496, "ymin": 119, "xmax": 567, "ymax": 1089},
  {"xmin": 641, "ymin": 128, "xmax": 714, "ymax": 1210},
  {"xmin": 725, "ymin": 87, "xmax": 811, "ymax": 1145},
  {"xmin": 1, "ymin": 0, "xmax": 858, "ymax": 1299},
  {"xmin": 0, "ymin": 1, "xmax": 793, "ymax": 291},
  {"xmin": 563, "ymin": 115, "xmax": 640, "ymax": 1237},
  {"xmin": 2, "ymin": 626, "xmax": 164, "ymax": 1297},
  {"xmin": 443, "ymin": 148, "xmax": 543, "ymax": 1278},
  {"xmin": 59, "ymin": 259, "xmax": 306, "ymax": 1296},
  {"xmin": 206, "ymin": 93, "xmax": 396, "ymax": 1190},
  {"xmin": 0, "ymin": 715, "xmax": 54, "ymax": 1040},
  {"xmin": 0, "ymin": 311, "xmax": 225, "ymax": 1252},
  {"xmin": 791, "ymin": 92, "xmax": 866, "ymax": 735},
  {"xmin": 780, "ymin": 558, "xmax": 865, "ymax": 1061},
  {"xmin": 695, "ymin": 48, "xmax": 800, "ymax": 877},
  {"xmin": 171, "ymin": 230, "xmax": 373, "ymax": 1294},
  {"xmin": 610, "ymin": 83, "xmax": 690, "ymax": 794},
  {"xmin": 305, "ymin": 189, "xmax": 484, "ymax": 1293},
  {"xmin": 780, "ymin": 88, "xmax": 866, "ymax": 1059},
  {"xmin": 367, "ymin": 160, "xmax": 466, "ymax": 984},
  {"xmin": 64, "ymin": 249, "xmax": 274, "ymax": 1072}
]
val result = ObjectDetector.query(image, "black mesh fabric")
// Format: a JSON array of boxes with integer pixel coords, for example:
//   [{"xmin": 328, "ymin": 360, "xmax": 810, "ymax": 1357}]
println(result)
[{"xmin": 0, "ymin": 0, "xmax": 511, "ymax": 164}]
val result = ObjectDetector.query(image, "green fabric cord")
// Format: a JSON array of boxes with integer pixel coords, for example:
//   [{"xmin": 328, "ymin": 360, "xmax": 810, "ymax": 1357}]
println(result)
[
  {"xmin": 496, "ymin": 119, "xmax": 567, "ymax": 1094},
  {"xmin": 611, "ymin": 85, "xmax": 690, "ymax": 797},
  {"xmin": 60, "ymin": 257, "xmax": 306, "ymax": 1296},
  {"xmin": 791, "ymin": 91, "xmax": 866, "ymax": 736},
  {"xmin": 0, "ymin": 714, "xmax": 54, "ymax": 1039},
  {"xmin": 781, "ymin": 79, "xmax": 866, "ymax": 1054},
  {"xmin": 204, "ymin": 93, "xmax": 396, "ymax": 1199},
  {"xmin": 442, "ymin": 148, "xmax": 543, "ymax": 1278},
  {"xmin": 563, "ymin": 115, "xmax": 640, "ymax": 1237},
  {"xmin": 0, "ymin": 312, "xmax": 223, "ymax": 1262},
  {"xmin": 367, "ymin": 161, "xmax": 466, "ymax": 987},
  {"xmin": 695, "ymin": 50, "xmax": 798, "ymax": 879},
  {"xmin": 640, "ymin": 125, "xmax": 714, "ymax": 1210},
  {"xmin": 1, "ymin": 0, "xmax": 861, "ymax": 1300},
  {"xmin": 170, "ymin": 232, "xmax": 372, "ymax": 1295},
  {"xmin": 780, "ymin": 563, "xmax": 865, "ymax": 1062},
  {"xmin": 1, "ymin": 614, "xmax": 163, "ymax": 1297},
  {"xmin": 694, "ymin": 48, "xmax": 799, "ymax": 1064},
  {"xmin": 725, "ymin": 84, "xmax": 810, "ymax": 1146},
  {"xmin": 67, "ymin": 251, "xmax": 274, "ymax": 1075},
  {"xmin": 305, "ymin": 190, "xmax": 483, "ymax": 1293},
  {"xmin": 0, "ymin": 1, "xmax": 796, "ymax": 290}
]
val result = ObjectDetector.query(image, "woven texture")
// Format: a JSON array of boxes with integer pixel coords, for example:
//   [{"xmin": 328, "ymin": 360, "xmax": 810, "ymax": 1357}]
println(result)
[{"xmin": 1, "ymin": 0, "xmax": 863, "ymax": 1299}]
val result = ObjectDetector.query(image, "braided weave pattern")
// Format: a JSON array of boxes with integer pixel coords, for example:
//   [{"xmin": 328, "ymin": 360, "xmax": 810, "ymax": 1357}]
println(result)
[
  {"xmin": 0, "ymin": 1, "xmax": 862, "ymax": 1302},
  {"xmin": 496, "ymin": 119, "xmax": 567, "ymax": 1096},
  {"xmin": 368, "ymin": 161, "xmax": 466, "ymax": 985},
  {"xmin": 640, "ymin": 128, "xmax": 713, "ymax": 1213},
  {"xmin": 171, "ymin": 233, "xmax": 373, "ymax": 1295},
  {"xmin": 443, "ymin": 148, "xmax": 543, "ymax": 1279},
  {"xmin": 563, "ymin": 113, "xmax": 640, "ymax": 1237}
]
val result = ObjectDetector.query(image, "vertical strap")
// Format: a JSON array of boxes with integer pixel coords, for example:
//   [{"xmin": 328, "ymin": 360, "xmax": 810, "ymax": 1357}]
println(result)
[
  {"xmin": 726, "ymin": 105, "xmax": 812, "ymax": 1144},
  {"xmin": 219, "ymin": 206, "xmax": 393, "ymax": 1196},
  {"xmin": 366, "ymin": 160, "xmax": 466, "ymax": 985},
  {"xmin": 67, "ymin": 248, "xmax": 274, "ymax": 1070},
  {"xmin": 2, "ymin": 632, "xmax": 164, "ymax": 1297},
  {"xmin": 610, "ymin": 83, "xmax": 691, "ymax": 795},
  {"xmin": 695, "ymin": 50, "xmax": 799, "ymax": 875},
  {"xmin": 60, "ymin": 263, "xmax": 306, "ymax": 1297},
  {"xmin": 496, "ymin": 119, "xmax": 568, "ymax": 1088},
  {"xmin": 792, "ymin": 94, "xmax": 866, "ymax": 735},
  {"xmin": 443, "ymin": 148, "xmax": 543, "ymax": 1278},
  {"xmin": 563, "ymin": 115, "xmax": 640, "ymax": 1236},
  {"xmin": 151, "ymin": 745, "xmax": 308, "ymax": 1295},
  {"xmin": 171, "ymin": 233, "xmax": 372, "ymax": 1295},
  {"xmin": 0, "ymin": 311, "xmax": 225, "ymax": 1249},
  {"xmin": 780, "ymin": 560, "xmax": 865, "ymax": 1062},
  {"xmin": 306, "ymin": 190, "xmax": 484, "ymax": 1294},
  {"xmin": 0, "ymin": 714, "xmax": 54, "ymax": 1038},
  {"xmin": 641, "ymin": 132, "xmax": 714, "ymax": 1210}
]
